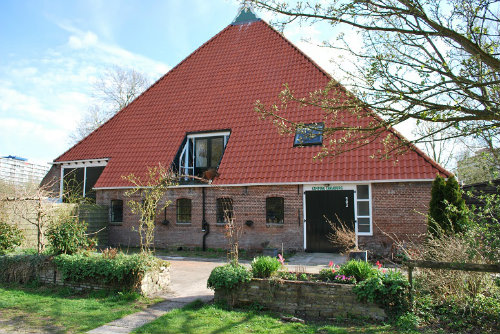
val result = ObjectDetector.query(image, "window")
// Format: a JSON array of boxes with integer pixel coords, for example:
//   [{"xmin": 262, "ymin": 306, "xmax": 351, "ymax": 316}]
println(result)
[
  {"xmin": 178, "ymin": 131, "xmax": 230, "ymax": 179},
  {"xmin": 216, "ymin": 198, "xmax": 234, "ymax": 224},
  {"xmin": 266, "ymin": 197, "xmax": 284, "ymax": 224},
  {"xmin": 294, "ymin": 123, "xmax": 324, "ymax": 146},
  {"xmin": 356, "ymin": 185, "xmax": 371, "ymax": 234},
  {"xmin": 110, "ymin": 200, "xmax": 123, "ymax": 223},
  {"xmin": 176, "ymin": 198, "xmax": 192, "ymax": 224},
  {"xmin": 195, "ymin": 136, "xmax": 224, "ymax": 171}
]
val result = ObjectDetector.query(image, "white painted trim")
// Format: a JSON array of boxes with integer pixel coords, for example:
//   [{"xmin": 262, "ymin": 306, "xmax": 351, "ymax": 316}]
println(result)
[
  {"xmin": 59, "ymin": 166, "xmax": 64, "ymax": 201},
  {"xmin": 302, "ymin": 191, "xmax": 307, "ymax": 250},
  {"xmin": 83, "ymin": 167, "xmax": 87, "ymax": 197},
  {"xmin": 187, "ymin": 131, "xmax": 230, "ymax": 139},
  {"xmin": 93, "ymin": 178, "xmax": 433, "ymax": 190},
  {"xmin": 52, "ymin": 158, "xmax": 109, "ymax": 166}
]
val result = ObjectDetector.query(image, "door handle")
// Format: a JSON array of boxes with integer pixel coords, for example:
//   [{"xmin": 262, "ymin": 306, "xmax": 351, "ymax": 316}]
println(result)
[{"xmin": 345, "ymin": 197, "xmax": 348, "ymax": 207}]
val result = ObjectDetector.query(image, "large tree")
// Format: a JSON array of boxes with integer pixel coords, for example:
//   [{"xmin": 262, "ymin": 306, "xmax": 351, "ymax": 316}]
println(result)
[
  {"xmin": 249, "ymin": 0, "xmax": 500, "ymax": 157},
  {"xmin": 71, "ymin": 66, "xmax": 151, "ymax": 143}
]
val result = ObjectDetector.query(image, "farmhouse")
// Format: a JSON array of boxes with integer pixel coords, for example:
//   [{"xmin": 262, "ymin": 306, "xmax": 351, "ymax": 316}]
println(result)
[{"xmin": 43, "ymin": 8, "xmax": 449, "ymax": 255}]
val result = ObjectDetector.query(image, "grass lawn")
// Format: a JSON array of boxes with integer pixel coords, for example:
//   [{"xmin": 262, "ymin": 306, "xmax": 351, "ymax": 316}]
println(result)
[
  {"xmin": 133, "ymin": 301, "xmax": 414, "ymax": 334},
  {"xmin": 0, "ymin": 283, "xmax": 161, "ymax": 334}
]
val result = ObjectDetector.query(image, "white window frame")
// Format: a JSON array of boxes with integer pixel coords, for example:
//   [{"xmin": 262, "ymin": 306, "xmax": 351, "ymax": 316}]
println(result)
[
  {"xmin": 180, "ymin": 131, "xmax": 230, "ymax": 178},
  {"xmin": 356, "ymin": 184, "xmax": 373, "ymax": 236}
]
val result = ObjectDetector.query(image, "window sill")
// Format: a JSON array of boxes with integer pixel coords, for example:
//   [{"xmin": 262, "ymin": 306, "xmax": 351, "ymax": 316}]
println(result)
[
  {"xmin": 176, "ymin": 222, "xmax": 192, "ymax": 226},
  {"xmin": 266, "ymin": 223, "xmax": 284, "ymax": 228},
  {"xmin": 110, "ymin": 222, "xmax": 123, "ymax": 226},
  {"xmin": 215, "ymin": 223, "xmax": 227, "ymax": 226}
]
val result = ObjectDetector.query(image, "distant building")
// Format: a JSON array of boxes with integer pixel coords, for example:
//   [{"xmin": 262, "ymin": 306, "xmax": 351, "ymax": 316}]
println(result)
[{"xmin": 0, "ymin": 156, "xmax": 50, "ymax": 185}]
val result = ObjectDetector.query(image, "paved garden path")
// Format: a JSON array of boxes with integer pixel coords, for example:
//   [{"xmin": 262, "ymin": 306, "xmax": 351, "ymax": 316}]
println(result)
[
  {"xmin": 87, "ymin": 253, "xmax": 346, "ymax": 334},
  {"xmin": 87, "ymin": 257, "xmax": 223, "ymax": 334}
]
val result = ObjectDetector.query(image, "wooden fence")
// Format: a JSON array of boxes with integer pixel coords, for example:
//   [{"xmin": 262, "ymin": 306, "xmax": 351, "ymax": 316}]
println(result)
[{"xmin": 405, "ymin": 260, "xmax": 500, "ymax": 304}]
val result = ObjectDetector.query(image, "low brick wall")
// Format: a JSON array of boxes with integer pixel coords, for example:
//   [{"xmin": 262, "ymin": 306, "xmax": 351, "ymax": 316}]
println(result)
[
  {"xmin": 1, "ymin": 256, "xmax": 170, "ymax": 297},
  {"xmin": 215, "ymin": 278, "xmax": 386, "ymax": 321}
]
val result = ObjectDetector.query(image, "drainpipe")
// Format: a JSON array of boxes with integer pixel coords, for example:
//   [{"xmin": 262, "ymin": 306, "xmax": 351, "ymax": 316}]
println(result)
[{"xmin": 202, "ymin": 187, "xmax": 209, "ymax": 251}]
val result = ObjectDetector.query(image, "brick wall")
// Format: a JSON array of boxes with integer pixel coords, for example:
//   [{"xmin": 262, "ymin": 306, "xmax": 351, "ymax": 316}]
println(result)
[
  {"xmin": 98, "ymin": 181, "xmax": 431, "ymax": 254},
  {"xmin": 40, "ymin": 164, "xmax": 61, "ymax": 196},
  {"xmin": 97, "ymin": 185, "xmax": 304, "ymax": 251},
  {"xmin": 215, "ymin": 278, "xmax": 386, "ymax": 320},
  {"xmin": 359, "ymin": 181, "xmax": 432, "ymax": 256}
]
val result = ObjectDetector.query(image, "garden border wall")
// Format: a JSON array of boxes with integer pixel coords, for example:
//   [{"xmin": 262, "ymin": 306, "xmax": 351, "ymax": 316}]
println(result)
[
  {"xmin": 215, "ymin": 278, "xmax": 386, "ymax": 320},
  {"xmin": 0, "ymin": 256, "xmax": 170, "ymax": 297}
]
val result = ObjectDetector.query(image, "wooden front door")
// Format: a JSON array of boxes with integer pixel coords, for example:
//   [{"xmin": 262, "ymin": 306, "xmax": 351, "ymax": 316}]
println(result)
[{"xmin": 305, "ymin": 190, "xmax": 355, "ymax": 252}]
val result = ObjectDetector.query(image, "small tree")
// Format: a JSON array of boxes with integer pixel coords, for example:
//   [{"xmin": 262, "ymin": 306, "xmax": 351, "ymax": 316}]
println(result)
[
  {"xmin": 0, "ymin": 220, "xmax": 24, "ymax": 254},
  {"xmin": 428, "ymin": 174, "xmax": 469, "ymax": 237},
  {"xmin": 123, "ymin": 164, "xmax": 177, "ymax": 253},
  {"xmin": 428, "ymin": 175, "xmax": 447, "ymax": 237},
  {"xmin": 444, "ymin": 175, "xmax": 469, "ymax": 234}
]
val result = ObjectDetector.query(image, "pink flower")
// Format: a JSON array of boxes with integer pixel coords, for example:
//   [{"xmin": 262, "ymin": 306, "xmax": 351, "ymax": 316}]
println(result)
[
  {"xmin": 376, "ymin": 261, "xmax": 382, "ymax": 269},
  {"xmin": 331, "ymin": 268, "xmax": 336, "ymax": 274},
  {"xmin": 329, "ymin": 261, "xmax": 334, "ymax": 268},
  {"xmin": 382, "ymin": 269, "xmax": 387, "ymax": 274},
  {"xmin": 278, "ymin": 254, "xmax": 285, "ymax": 265}
]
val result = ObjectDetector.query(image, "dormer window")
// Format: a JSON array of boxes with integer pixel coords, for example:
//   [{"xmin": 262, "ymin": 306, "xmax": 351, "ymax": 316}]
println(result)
[
  {"xmin": 178, "ymin": 131, "xmax": 230, "ymax": 179},
  {"xmin": 294, "ymin": 123, "xmax": 324, "ymax": 146}
]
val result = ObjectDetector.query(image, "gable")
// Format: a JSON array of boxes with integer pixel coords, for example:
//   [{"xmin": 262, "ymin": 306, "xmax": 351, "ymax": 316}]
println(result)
[{"xmin": 55, "ymin": 19, "xmax": 448, "ymax": 188}]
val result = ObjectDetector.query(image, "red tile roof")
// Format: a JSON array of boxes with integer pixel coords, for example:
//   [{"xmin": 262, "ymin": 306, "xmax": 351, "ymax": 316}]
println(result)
[{"xmin": 55, "ymin": 19, "xmax": 449, "ymax": 188}]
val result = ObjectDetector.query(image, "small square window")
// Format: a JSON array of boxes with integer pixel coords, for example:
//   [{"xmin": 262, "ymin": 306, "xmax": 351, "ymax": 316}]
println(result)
[
  {"xmin": 356, "ymin": 185, "xmax": 369, "ymax": 199},
  {"xmin": 177, "ymin": 198, "xmax": 192, "ymax": 224},
  {"xmin": 111, "ymin": 200, "xmax": 123, "ymax": 223},
  {"xmin": 216, "ymin": 198, "xmax": 234, "ymax": 224},
  {"xmin": 357, "ymin": 201, "xmax": 370, "ymax": 216},
  {"xmin": 294, "ymin": 123, "xmax": 324, "ymax": 146},
  {"xmin": 266, "ymin": 197, "xmax": 284, "ymax": 224},
  {"xmin": 357, "ymin": 217, "xmax": 371, "ymax": 233}
]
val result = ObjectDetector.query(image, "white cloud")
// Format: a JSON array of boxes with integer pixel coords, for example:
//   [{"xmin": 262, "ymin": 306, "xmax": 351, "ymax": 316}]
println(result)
[
  {"xmin": 0, "ymin": 23, "xmax": 171, "ymax": 164},
  {"xmin": 68, "ymin": 31, "xmax": 98, "ymax": 49}
]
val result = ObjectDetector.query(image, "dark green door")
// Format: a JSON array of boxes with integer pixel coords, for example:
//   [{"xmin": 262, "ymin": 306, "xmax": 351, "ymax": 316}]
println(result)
[{"xmin": 305, "ymin": 190, "xmax": 355, "ymax": 252}]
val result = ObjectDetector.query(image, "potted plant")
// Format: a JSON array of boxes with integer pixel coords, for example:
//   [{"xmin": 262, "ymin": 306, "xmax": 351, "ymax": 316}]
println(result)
[{"xmin": 261, "ymin": 241, "xmax": 278, "ymax": 257}]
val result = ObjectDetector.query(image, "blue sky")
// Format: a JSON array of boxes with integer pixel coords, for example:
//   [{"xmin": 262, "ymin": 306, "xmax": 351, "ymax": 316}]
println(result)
[{"xmin": 0, "ymin": 0, "xmax": 359, "ymax": 166}]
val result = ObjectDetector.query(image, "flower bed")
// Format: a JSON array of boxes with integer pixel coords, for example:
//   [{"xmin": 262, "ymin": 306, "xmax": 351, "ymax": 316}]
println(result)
[
  {"xmin": 214, "ymin": 278, "xmax": 386, "ymax": 320},
  {"xmin": 209, "ymin": 257, "xmax": 410, "ymax": 321}
]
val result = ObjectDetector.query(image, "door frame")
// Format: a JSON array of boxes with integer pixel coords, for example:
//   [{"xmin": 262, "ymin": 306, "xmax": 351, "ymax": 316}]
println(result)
[{"xmin": 302, "ymin": 184, "xmax": 358, "ymax": 251}]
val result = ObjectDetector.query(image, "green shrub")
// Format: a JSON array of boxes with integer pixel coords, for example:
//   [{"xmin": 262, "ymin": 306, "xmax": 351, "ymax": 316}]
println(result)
[
  {"xmin": 207, "ymin": 264, "xmax": 252, "ymax": 290},
  {"xmin": 46, "ymin": 215, "xmax": 95, "ymax": 254},
  {"xmin": 354, "ymin": 269, "xmax": 409, "ymax": 318},
  {"xmin": 251, "ymin": 256, "xmax": 281, "ymax": 278},
  {"xmin": 0, "ymin": 221, "xmax": 24, "ymax": 254},
  {"xmin": 53, "ymin": 252, "xmax": 165, "ymax": 287},
  {"xmin": 338, "ymin": 260, "xmax": 378, "ymax": 282},
  {"xmin": 0, "ymin": 254, "xmax": 47, "ymax": 283},
  {"xmin": 395, "ymin": 312, "xmax": 420, "ymax": 331}
]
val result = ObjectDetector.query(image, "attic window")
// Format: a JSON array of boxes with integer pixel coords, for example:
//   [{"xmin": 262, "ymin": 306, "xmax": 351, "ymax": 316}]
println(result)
[
  {"xmin": 178, "ymin": 131, "xmax": 230, "ymax": 179},
  {"xmin": 294, "ymin": 123, "xmax": 324, "ymax": 146}
]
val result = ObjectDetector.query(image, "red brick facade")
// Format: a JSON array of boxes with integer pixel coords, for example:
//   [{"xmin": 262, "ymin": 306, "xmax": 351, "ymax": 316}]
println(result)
[{"xmin": 97, "ymin": 181, "xmax": 431, "ymax": 255}]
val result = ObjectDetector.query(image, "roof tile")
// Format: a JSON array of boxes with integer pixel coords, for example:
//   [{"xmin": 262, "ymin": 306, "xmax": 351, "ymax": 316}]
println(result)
[{"xmin": 55, "ymin": 20, "xmax": 448, "ymax": 187}]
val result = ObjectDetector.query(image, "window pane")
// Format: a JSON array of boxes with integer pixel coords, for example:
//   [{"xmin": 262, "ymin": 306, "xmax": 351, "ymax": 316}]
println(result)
[
  {"xmin": 266, "ymin": 197, "xmax": 284, "ymax": 224},
  {"xmin": 177, "ymin": 198, "xmax": 191, "ymax": 224},
  {"xmin": 294, "ymin": 123, "xmax": 324, "ymax": 146},
  {"xmin": 357, "ymin": 185, "xmax": 369, "ymax": 199},
  {"xmin": 210, "ymin": 137, "xmax": 224, "ymax": 167},
  {"xmin": 357, "ymin": 201, "xmax": 370, "ymax": 216},
  {"xmin": 358, "ymin": 217, "xmax": 370, "ymax": 233},
  {"xmin": 217, "ymin": 198, "xmax": 233, "ymax": 224},
  {"xmin": 111, "ymin": 200, "xmax": 123, "ymax": 222},
  {"xmin": 195, "ymin": 139, "xmax": 208, "ymax": 167}
]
